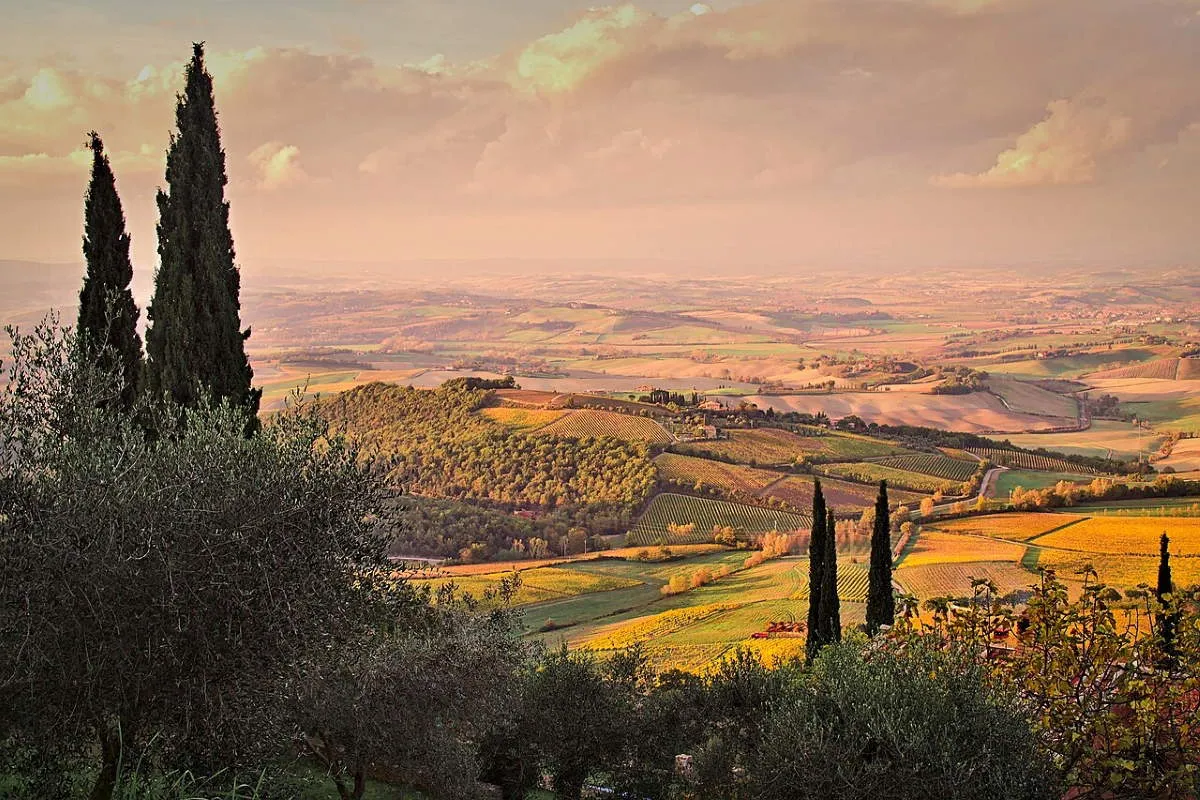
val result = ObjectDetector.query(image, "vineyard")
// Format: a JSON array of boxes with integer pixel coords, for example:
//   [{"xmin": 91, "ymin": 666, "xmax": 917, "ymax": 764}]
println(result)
[
  {"xmin": 785, "ymin": 562, "xmax": 872, "ymax": 602},
  {"xmin": 815, "ymin": 462, "xmax": 964, "ymax": 495},
  {"xmin": 674, "ymin": 427, "xmax": 906, "ymax": 465},
  {"xmin": 411, "ymin": 567, "xmax": 641, "ymax": 607},
  {"xmin": 759, "ymin": 475, "xmax": 928, "ymax": 513},
  {"xmin": 872, "ymin": 453, "xmax": 979, "ymax": 482},
  {"xmin": 654, "ymin": 453, "xmax": 781, "ymax": 495},
  {"xmin": 479, "ymin": 406, "xmax": 567, "ymax": 431},
  {"xmin": 1032, "ymin": 550, "xmax": 1200, "ymax": 589},
  {"xmin": 894, "ymin": 561, "xmax": 1038, "ymax": 600},
  {"xmin": 968, "ymin": 447, "xmax": 1100, "ymax": 475},
  {"xmin": 1033, "ymin": 516, "xmax": 1200, "ymax": 555},
  {"xmin": 628, "ymin": 493, "xmax": 812, "ymax": 544},
  {"xmin": 536, "ymin": 409, "xmax": 674, "ymax": 444}
]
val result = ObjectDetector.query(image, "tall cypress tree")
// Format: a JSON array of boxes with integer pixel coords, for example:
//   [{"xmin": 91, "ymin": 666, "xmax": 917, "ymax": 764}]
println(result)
[
  {"xmin": 146, "ymin": 43, "xmax": 260, "ymax": 424},
  {"xmin": 820, "ymin": 509, "xmax": 841, "ymax": 644},
  {"xmin": 805, "ymin": 480, "xmax": 827, "ymax": 661},
  {"xmin": 866, "ymin": 480, "xmax": 895, "ymax": 635},
  {"xmin": 79, "ymin": 131, "xmax": 143, "ymax": 410},
  {"xmin": 1157, "ymin": 532, "xmax": 1179, "ymax": 662}
]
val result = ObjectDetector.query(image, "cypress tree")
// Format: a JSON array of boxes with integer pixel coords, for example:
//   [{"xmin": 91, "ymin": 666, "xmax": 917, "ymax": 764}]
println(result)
[
  {"xmin": 820, "ymin": 509, "xmax": 841, "ymax": 644},
  {"xmin": 146, "ymin": 43, "xmax": 260, "ymax": 425},
  {"xmin": 866, "ymin": 480, "xmax": 895, "ymax": 635},
  {"xmin": 79, "ymin": 131, "xmax": 143, "ymax": 410},
  {"xmin": 805, "ymin": 480, "xmax": 827, "ymax": 661},
  {"xmin": 1157, "ymin": 532, "xmax": 1179, "ymax": 662}
]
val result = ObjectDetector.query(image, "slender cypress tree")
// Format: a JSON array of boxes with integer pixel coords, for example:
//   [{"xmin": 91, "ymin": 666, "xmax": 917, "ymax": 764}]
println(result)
[
  {"xmin": 805, "ymin": 480, "xmax": 827, "ymax": 661},
  {"xmin": 820, "ymin": 509, "xmax": 841, "ymax": 644},
  {"xmin": 1157, "ymin": 532, "xmax": 1179, "ymax": 662},
  {"xmin": 79, "ymin": 131, "xmax": 143, "ymax": 410},
  {"xmin": 146, "ymin": 43, "xmax": 260, "ymax": 425},
  {"xmin": 866, "ymin": 480, "xmax": 895, "ymax": 635}
]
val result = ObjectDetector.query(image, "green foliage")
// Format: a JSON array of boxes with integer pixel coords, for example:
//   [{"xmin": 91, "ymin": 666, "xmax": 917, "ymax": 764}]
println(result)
[
  {"xmin": 0, "ymin": 320, "xmax": 390, "ymax": 800},
  {"xmin": 744, "ymin": 640, "xmax": 1059, "ymax": 800},
  {"xmin": 805, "ymin": 480, "xmax": 826, "ymax": 662},
  {"xmin": 320, "ymin": 382, "xmax": 656, "ymax": 513},
  {"xmin": 145, "ymin": 44, "xmax": 259, "ymax": 421},
  {"xmin": 867, "ymin": 480, "xmax": 895, "ymax": 634},
  {"xmin": 78, "ymin": 132, "xmax": 142, "ymax": 410}
]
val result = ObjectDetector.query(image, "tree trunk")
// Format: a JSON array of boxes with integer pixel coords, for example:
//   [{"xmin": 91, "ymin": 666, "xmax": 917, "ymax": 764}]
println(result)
[{"xmin": 89, "ymin": 727, "xmax": 121, "ymax": 800}]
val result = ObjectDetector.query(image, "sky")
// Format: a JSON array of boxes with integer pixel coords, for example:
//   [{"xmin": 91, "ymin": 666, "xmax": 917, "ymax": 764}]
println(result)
[{"xmin": 2, "ymin": 0, "xmax": 1199, "ymax": 275}]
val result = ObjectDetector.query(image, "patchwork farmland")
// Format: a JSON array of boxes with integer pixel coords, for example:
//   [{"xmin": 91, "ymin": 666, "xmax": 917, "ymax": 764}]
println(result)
[
  {"xmin": 536, "ymin": 409, "xmax": 674, "ymax": 444},
  {"xmin": 628, "ymin": 493, "xmax": 812, "ymax": 544}
]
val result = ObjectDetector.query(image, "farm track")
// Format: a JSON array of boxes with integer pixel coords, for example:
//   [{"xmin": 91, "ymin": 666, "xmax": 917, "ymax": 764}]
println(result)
[{"xmin": 1024, "ymin": 517, "xmax": 1090, "ymax": 544}]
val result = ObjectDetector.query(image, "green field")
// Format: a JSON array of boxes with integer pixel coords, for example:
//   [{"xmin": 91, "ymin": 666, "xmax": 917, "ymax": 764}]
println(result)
[
  {"xmin": 1068, "ymin": 497, "xmax": 1200, "ymax": 516},
  {"xmin": 628, "ymin": 493, "xmax": 812, "ymax": 545},
  {"xmin": 674, "ymin": 427, "xmax": 907, "ymax": 465},
  {"xmin": 990, "ymin": 469, "xmax": 1094, "ymax": 499}
]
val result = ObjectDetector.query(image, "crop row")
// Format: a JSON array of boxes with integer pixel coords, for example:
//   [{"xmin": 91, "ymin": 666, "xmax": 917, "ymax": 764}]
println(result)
[
  {"xmin": 537, "ymin": 410, "xmax": 674, "ymax": 444},
  {"xmin": 968, "ymin": 448, "xmax": 1099, "ymax": 475},
  {"xmin": 629, "ymin": 493, "xmax": 812, "ymax": 545},
  {"xmin": 815, "ymin": 462, "xmax": 964, "ymax": 495},
  {"xmin": 873, "ymin": 453, "xmax": 978, "ymax": 482},
  {"xmin": 654, "ymin": 453, "xmax": 780, "ymax": 495}
]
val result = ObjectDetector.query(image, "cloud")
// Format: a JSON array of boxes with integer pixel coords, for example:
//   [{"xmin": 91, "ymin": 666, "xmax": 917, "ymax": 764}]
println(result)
[
  {"xmin": 248, "ymin": 141, "xmax": 309, "ymax": 189},
  {"xmin": 933, "ymin": 99, "xmax": 1135, "ymax": 188}
]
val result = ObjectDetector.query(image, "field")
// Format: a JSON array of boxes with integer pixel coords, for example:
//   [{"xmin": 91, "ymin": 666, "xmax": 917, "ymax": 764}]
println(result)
[
  {"xmin": 758, "ymin": 474, "xmax": 928, "ymax": 513},
  {"xmin": 735, "ymin": 391, "xmax": 1076, "ymax": 433},
  {"xmin": 1160, "ymin": 438, "xmax": 1200, "ymax": 472},
  {"xmin": 1033, "ymin": 516, "xmax": 1200, "ymax": 555},
  {"xmin": 895, "ymin": 562, "xmax": 1039, "ymax": 600},
  {"xmin": 411, "ymin": 566, "xmax": 642, "ymax": 606},
  {"xmin": 872, "ymin": 453, "xmax": 979, "ymax": 482},
  {"xmin": 896, "ymin": 531, "xmax": 1027, "ymax": 568},
  {"xmin": 479, "ymin": 406, "xmax": 567, "ymax": 431},
  {"xmin": 628, "ymin": 493, "xmax": 812, "ymax": 544},
  {"xmin": 1088, "ymin": 358, "xmax": 1189, "ymax": 381},
  {"xmin": 673, "ymin": 427, "xmax": 906, "ymax": 465},
  {"xmin": 987, "ymin": 377, "xmax": 1080, "ymax": 419},
  {"xmin": 816, "ymin": 462, "xmax": 964, "ymax": 495},
  {"xmin": 967, "ymin": 448, "xmax": 1099, "ymax": 475},
  {"xmin": 1000, "ymin": 421, "xmax": 1164, "ymax": 461},
  {"xmin": 926, "ymin": 513, "xmax": 1086, "ymax": 541},
  {"xmin": 990, "ymin": 469, "xmax": 1094, "ymax": 499},
  {"xmin": 1069, "ymin": 497, "xmax": 1200, "ymax": 517},
  {"xmin": 535, "ymin": 409, "xmax": 674, "ymax": 444},
  {"xmin": 654, "ymin": 453, "xmax": 781, "ymax": 494},
  {"xmin": 1032, "ymin": 550, "xmax": 1200, "ymax": 589}
]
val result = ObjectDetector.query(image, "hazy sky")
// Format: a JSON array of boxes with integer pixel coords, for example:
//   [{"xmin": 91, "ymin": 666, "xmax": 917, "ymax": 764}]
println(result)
[{"xmin": 2, "ymin": 0, "xmax": 1199, "ymax": 274}]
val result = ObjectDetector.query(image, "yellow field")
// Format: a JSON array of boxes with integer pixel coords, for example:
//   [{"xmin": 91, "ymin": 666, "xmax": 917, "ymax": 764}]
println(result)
[
  {"xmin": 412, "ymin": 566, "xmax": 641, "ymax": 606},
  {"xmin": 583, "ymin": 603, "xmax": 739, "ymax": 650},
  {"xmin": 927, "ymin": 513, "xmax": 1084, "ymax": 542},
  {"xmin": 898, "ymin": 531, "xmax": 1027, "ymax": 568},
  {"xmin": 1034, "ymin": 517, "xmax": 1200, "ymax": 555},
  {"xmin": 480, "ymin": 406, "xmax": 567, "ymax": 431},
  {"xmin": 436, "ymin": 544, "xmax": 728, "ymax": 576},
  {"xmin": 1034, "ymin": 550, "xmax": 1200, "ymax": 589}
]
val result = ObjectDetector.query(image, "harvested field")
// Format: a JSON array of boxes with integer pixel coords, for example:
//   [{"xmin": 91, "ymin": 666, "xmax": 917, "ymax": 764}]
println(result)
[
  {"xmin": 1034, "ymin": 516, "xmax": 1200, "ymax": 555},
  {"xmin": 897, "ymin": 531, "xmax": 1027, "ymax": 568},
  {"xmin": 479, "ymin": 406, "xmax": 567, "ymax": 431},
  {"xmin": 654, "ymin": 453, "xmax": 780, "ymax": 494},
  {"xmin": 927, "ymin": 513, "xmax": 1086, "ymax": 542},
  {"xmin": 895, "ymin": 562, "xmax": 1038, "ymax": 600},
  {"xmin": 817, "ymin": 462, "xmax": 965, "ymax": 495},
  {"xmin": 629, "ymin": 493, "xmax": 811, "ymax": 544},
  {"xmin": 873, "ymin": 453, "xmax": 979, "ymax": 482},
  {"xmin": 1088, "ymin": 358, "xmax": 1184, "ymax": 381},
  {"xmin": 536, "ymin": 410, "xmax": 673, "ymax": 444},
  {"xmin": 727, "ymin": 392, "xmax": 1076, "ymax": 433},
  {"xmin": 987, "ymin": 377, "xmax": 1079, "ymax": 419},
  {"xmin": 494, "ymin": 388, "xmax": 562, "ymax": 406},
  {"xmin": 1160, "ymin": 438, "xmax": 1200, "ymax": 472},
  {"xmin": 1001, "ymin": 421, "xmax": 1164, "ymax": 461}
]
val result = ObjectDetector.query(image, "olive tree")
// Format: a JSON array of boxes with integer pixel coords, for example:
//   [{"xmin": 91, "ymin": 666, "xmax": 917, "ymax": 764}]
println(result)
[{"xmin": 0, "ymin": 319, "xmax": 392, "ymax": 799}]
